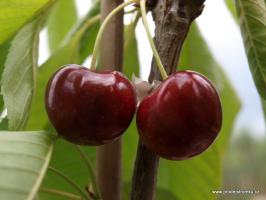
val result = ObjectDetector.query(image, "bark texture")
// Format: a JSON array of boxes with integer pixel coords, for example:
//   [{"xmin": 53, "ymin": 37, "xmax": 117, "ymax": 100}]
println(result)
[
  {"xmin": 96, "ymin": 0, "xmax": 124, "ymax": 200},
  {"xmin": 149, "ymin": 0, "xmax": 205, "ymax": 81},
  {"xmin": 131, "ymin": 1, "xmax": 205, "ymax": 200},
  {"xmin": 131, "ymin": 141, "xmax": 159, "ymax": 200}
]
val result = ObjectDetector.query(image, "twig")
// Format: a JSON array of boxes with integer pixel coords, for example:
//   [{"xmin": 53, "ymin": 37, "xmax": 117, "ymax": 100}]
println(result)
[
  {"xmin": 75, "ymin": 145, "xmax": 102, "ymax": 199},
  {"xmin": 48, "ymin": 167, "xmax": 90, "ymax": 200},
  {"xmin": 39, "ymin": 187, "xmax": 83, "ymax": 200}
]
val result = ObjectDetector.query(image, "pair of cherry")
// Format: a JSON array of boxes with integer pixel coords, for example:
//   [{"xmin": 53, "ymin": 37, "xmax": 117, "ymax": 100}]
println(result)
[
  {"xmin": 44, "ymin": 0, "xmax": 221, "ymax": 160},
  {"xmin": 45, "ymin": 65, "xmax": 222, "ymax": 160}
]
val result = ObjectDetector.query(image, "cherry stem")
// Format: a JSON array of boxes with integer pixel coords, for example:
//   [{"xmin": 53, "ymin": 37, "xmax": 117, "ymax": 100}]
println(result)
[
  {"xmin": 39, "ymin": 187, "xmax": 83, "ymax": 200},
  {"xmin": 48, "ymin": 167, "xmax": 91, "ymax": 200},
  {"xmin": 72, "ymin": 8, "xmax": 138, "ymax": 45},
  {"xmin": 125, "ymin": 7, "xmax": 139, "ymax": 14},
  {"xmin": 140, "ymin": 0, "xmax": 168, "ymax": 80},
  {"xmin": 90, "ymin": 0, "xmax": 138, "ymax": 70},
  {"xmin": 75, "ymin": 145, "xmax": 102, "ymax": 200}
]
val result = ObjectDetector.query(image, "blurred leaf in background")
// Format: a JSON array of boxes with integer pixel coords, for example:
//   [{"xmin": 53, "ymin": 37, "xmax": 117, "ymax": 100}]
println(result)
[
  {"xmin": 47, "ymin": 0, "xmax": 78, "ymax": 53},
  {"xmin": 123, "ymin": 13, "xmax": 140, "ymax": 78},
  {"xmin": 0, "ymin": 0, "xmax": 56, "ymax": 44},
  {"xmin": 0, "ymin": 40, "xmax": 11, "ymax": 79},
  {"xmin": 221, "ymin": 130, "xmax": 266, "ymax": 200},
  {"xmin": 224, "ymin": 0, "xmax": 237, "ymax": 19},
  {"xmin": 77, "ymin": 2, "xmax": 100, "ymax": 62},
  {"xmin": 0, "ymin": 40, "xmax": 11, "ymax": 128}
]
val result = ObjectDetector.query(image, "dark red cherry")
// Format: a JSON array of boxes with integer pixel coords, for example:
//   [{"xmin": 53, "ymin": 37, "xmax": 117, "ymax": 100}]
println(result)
[
  {"xmin": 45, "ymin": 64, "xmax": 137, "ymax": 145},
  {"xmin": 136, "ymin": 71, "xmax": 222, "ymax": 160}
]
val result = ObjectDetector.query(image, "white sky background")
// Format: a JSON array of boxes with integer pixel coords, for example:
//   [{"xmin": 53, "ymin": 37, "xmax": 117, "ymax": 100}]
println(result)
[{"xmin": 39, "ymin": 0, "xmax": 266, "ymax": 138}]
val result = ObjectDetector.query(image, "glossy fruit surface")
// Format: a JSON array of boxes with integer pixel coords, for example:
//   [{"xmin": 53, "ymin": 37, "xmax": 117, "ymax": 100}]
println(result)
[
  {"xmin": 45, "ymin": 64, "xmax": 136, "ymax": 145},
  {"xmin": 137, "ymin": 71, "xmax": 222, "ymax": 160}
]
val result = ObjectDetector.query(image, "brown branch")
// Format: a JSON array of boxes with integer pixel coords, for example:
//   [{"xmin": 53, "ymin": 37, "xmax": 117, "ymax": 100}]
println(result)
[
  {"xmin": 131, "ymin": 1, "xmax": 205, "ymax": 200},
  {"xmin": 131, "ymin": 141, "xmax": 159, "ymax": 200},
  {"xmin": 96, "ymin": 0, "xmax": 124, "ymax": 200},
  {"xmin": 149, "ymin": 0, "xmax": 205, "ymax": 81}
]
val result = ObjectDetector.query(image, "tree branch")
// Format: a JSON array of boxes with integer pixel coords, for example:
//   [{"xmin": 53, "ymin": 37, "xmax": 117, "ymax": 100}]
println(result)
[
  {"xmin": 149, "ymin": 0, "xmax": 205, "ymax": 81},
  {"xmin": 131, "ymin": 141, "xmax": 159, "ymax": 200},
  {"xmin": 131, "ymin": 1, "xmax": 205, "ymax": 200},
  {"xmin": 96, "ymin": 0, "xmax": 124, "ymax": 200}
]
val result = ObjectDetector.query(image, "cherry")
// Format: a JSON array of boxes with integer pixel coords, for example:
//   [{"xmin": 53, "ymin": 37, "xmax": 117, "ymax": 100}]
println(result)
[
  {"xmin": 45, "ymin": 64, "xmax": 137, "ymax": 145},
  {"xmin": 136, "ymin": 71, "xmax": 222, "ymax": 160}
]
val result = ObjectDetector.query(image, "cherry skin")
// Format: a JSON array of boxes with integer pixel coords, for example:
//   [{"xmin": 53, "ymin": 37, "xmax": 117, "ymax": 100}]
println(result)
[
  {"xmin": 45, "ymin": 64, "xmax": 137, "ymax": 145},
  {"xmin": 136, "ymin": 71, "xmax": 222, "ymax": 160}
]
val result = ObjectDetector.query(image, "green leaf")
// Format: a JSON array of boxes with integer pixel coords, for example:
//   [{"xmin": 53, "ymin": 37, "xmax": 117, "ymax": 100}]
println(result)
[
  {"xmin": 0, "ymin": 131, "xmax": 54, "ymax": 200},
  {"xmin": 0, "ymin": 117, "xmax": 8, "ymax": 130},
  {"xmin": 1, "ymin": 18, "xmax": 43, "ymax": 131},
  {"xmin": 235, "ymin": 0, "xmax": 266, "ymax": 100},
  {"xmin": 47, "ymin": 0, "xmax": 78, "ymax": 53},
  {"xmin": 77, "ymin": 2, "xmax": 100, "ymax": 62},
  {"xmin": 38, "ymin": 139, "xmax": 96, "ymax": 200},
  {"xmin": 26, "ymin": 2, "xmax": 100, "ymax": 130},
  {"xmin": 124, "ymin": 23, "xmax": 140, "ymax": 78},
  {"xmin": 224, "ymin": 0, "xmax": 237, "ymax": 19},
  {"xmin": 262, "ymin": 98, "xmax": 266, "ymax": 123},
  {"xmin": 0, "ymin": 96, "xmax": 4, "ymax": 114},
  {"xmin": 0, "ymin": 40, "xmax": 11, "ymax": 115},
  {"xmin": 0, "ymin": 0, "xmax": 56, "ymax": 44},
  {"xmin": 0, "ymin": 40, "xmax": 11, "ymax": 78}
]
